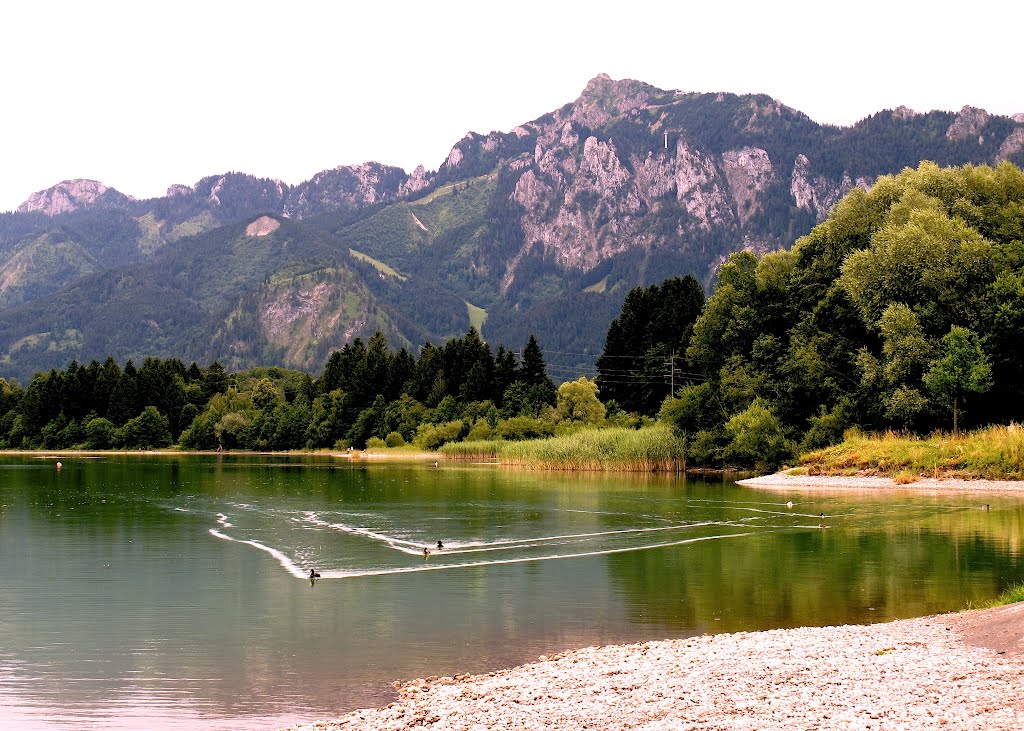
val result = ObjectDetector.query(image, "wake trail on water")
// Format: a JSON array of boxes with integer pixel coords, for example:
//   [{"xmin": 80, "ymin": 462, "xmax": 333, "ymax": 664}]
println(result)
[
  {"xmin": 299, "ymin": 513, "xmax": 426, "ymax": 554},
  {"xmin": 312, "ymin": 530, "xmax": 764, "ymax": 579},
  {"xmin": 205, "ymin": 507, "xmax": 773, "ymax": 580},
  {"xmin": 301, "ymin": 513, "xmax": 730, "ymax": 555},
  {"xmin": 208, "ymin": 530, "xmax": 309, "ymax": 579}
]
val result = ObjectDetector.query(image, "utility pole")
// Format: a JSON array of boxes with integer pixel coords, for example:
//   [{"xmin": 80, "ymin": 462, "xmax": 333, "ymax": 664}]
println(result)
[{"xmin": 666, "ymin": 348, "xmax": 676, "ymax": 397}]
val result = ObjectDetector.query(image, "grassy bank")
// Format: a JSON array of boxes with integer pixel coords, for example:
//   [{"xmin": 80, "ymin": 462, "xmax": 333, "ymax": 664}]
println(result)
[
  {"xmin": 440, "ymin": 425, "xmax": 684, "ymax": 471},
  {"xmin": 799, "ymin": 425, "xmax": 1024, "ymax": 481}
]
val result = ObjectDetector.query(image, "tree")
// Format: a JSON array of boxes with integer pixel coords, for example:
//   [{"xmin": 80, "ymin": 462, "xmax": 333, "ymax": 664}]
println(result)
[
  {"xmin": 839, "ymin": 187, "xmax": 995, "ymax": 333},
  {"xmin": 555, "ymin": 378, "xmax": 606, "ymax": 424},
  {"xmin": 597, "ymin": 275, "xmax": 705, "ymax": 414},
  {"xmin": 118, "ymin": 406, "xmax": 172, "ymax": 449},
  {"xmin": 518, "ymin": 335, "xmax": 556, "ymax": 409},
  {"xmin": 924, "ymin": 326, "xmax": 992, "ymax": 435},
  {"xmin": 202, "ymin": 361, "xmax": 231, "ymax": 401},
  {"xmin": 84, "ymin": 417, "xmax": 116, "ymax": 449},
  {"xmin": 251, "ymin": 377, "xmax": 279, "ymax": 411},
  {"xmin": 519, "ymin": 335, "xmax": 549, "ymax": 386},
  {"xmin": 723, "ymin": 399, "xmax": 792, "ymax": 470}
]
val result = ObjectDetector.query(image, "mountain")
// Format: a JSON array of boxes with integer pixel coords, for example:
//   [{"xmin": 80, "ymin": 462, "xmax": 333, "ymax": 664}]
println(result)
[{"xmin": 1, "ymin": 74, "xmax": 1022, "ymax": 384}]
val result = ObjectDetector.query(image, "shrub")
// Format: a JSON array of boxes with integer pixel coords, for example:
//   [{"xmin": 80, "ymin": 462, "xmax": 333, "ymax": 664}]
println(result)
[
  {"xmin": 465, "ymin": 419, "xmax": 494, "ymax": 441},
  {"xmin": 384, "ymin": 431, "xmax": 405, "ymax": 447},
  {"xmin": 495, "ymin": 416, "xmax": 554, "ymax": 441},
  {"xmin": 117, "ymin": 406, "xmax": 172, "ymax": 449},
  {"xmin": 413, "ymin": 420, "xmax": 466, "ymax": 450},
  {"xmin": 84, "ymin": 418, "xmax": 116, "ymax": 449},
  {"xmin": 366, "ymin": 436, "xmax": 387, "ymax": 450}
]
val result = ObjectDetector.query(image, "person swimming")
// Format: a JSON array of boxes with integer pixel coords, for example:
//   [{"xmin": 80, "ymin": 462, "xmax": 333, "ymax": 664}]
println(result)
[
  {"xmin": 436, "ymin": 540, "xmax": 444, "ymax": 549},
  {"xmin": 309, "ymin": 569, "xmax": 321, "ymax": 578},
  {"xmin": 423, "ymin": 547, "xmax": 431, "ymax": 558}
]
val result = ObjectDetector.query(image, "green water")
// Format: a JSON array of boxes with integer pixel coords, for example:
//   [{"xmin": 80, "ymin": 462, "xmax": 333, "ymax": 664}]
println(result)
[{"xmin": 1, "ymin": 454, "xmax": 1022, "ymax": 729}]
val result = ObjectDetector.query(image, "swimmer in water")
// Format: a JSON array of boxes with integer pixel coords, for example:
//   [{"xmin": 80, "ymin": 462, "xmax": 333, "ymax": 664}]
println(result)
[
  {"xmin": 818, "ymin": 513, "xmax": 828, "ymax": 528},
  {"xmin": 436, "ymin": 540, "xmax": 444, "ymax": 550},
  {"xmin": 423, "ymin": 547, "xmax": 431, "ymax": 559}
]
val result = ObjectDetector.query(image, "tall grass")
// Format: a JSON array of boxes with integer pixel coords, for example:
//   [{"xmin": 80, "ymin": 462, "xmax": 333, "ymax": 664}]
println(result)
[
  {"xmin": 988, "ymin": 582, "xmax": 1024, "ymax": 607},
  {"xmin": 800, "ymin": 424, "xmax": 1024, "ymax": 480},
  {"xmin": 439, "ymin": 425, "xmax": 684, "ymax": 471}
]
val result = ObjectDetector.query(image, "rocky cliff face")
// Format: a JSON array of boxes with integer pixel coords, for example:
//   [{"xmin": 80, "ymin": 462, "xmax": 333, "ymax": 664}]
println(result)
[
  {"xmin": 17, "ymin": 179, "xmax": 132, "ymax": 216},
  {"xmin": 497, "ymin": 76, "xmax": 845, "ymax": 291},
  {"xmin": 487, "ymin": 75, "xmax": 1024, "ymax": 296},
  {"xmin": 790, "ymin": 154, "xmax": 870, "ymax": 221}
]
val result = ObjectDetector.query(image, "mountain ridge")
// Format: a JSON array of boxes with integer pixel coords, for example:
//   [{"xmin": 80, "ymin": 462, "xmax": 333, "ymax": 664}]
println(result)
[{"xmin": 1, "ymin": 74, "xmax": 1023, "ymax": 384}]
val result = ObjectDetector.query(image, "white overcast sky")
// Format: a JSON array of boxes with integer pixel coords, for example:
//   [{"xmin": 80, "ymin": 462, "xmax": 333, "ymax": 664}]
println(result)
[{"xmin": 1, "ymin": 0, "xmax": 1020, "ymax": 212}]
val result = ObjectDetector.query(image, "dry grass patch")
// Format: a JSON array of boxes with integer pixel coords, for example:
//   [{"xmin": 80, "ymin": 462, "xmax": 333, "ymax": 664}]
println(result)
[{"xmin": 801, "ymin": 425, "xmax": 1024, "ymax": 480}]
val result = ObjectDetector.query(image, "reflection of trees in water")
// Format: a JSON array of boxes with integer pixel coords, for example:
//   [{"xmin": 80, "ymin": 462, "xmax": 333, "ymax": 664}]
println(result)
[{"xmin": 604, "ymin": 525, "xmax": 1024, "ymax": 635}]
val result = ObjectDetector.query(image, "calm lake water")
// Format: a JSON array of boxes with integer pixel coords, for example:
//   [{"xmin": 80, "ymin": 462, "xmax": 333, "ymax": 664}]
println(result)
[{"xmin": 1, "ymin": 454, "xmax": 1022, "ymax": 730}]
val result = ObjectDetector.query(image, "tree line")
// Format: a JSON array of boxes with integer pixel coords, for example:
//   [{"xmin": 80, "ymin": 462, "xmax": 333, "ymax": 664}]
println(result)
[{"xmin": 0, "ymin": 330, "xmax": 575, "ymax": 451}]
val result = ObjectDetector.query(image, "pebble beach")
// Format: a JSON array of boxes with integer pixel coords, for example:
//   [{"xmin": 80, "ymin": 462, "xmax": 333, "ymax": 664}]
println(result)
[{"xmin": 283, "ymin": 473, "xmax": 1024, "ymax": 731}]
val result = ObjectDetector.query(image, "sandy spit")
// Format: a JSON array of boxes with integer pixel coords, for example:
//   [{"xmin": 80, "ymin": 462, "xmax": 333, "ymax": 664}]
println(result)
[
  {"xmin": 282, "ymin": 604, "xmax": 1024, "ymax": 731},
  {"xmin": 738, "ymin": 471, "xmax": 1024, "ymax": 494}
]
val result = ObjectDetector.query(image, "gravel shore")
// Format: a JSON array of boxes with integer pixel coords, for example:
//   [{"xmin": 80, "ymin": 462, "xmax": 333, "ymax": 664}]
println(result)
[
  {"xmin": 283, "ymin": 604, "xmax": 1024, "ymax": 731},
  {"xmin": 283, "ymin": 473, "xmax": 1024, "ymax": 731}
]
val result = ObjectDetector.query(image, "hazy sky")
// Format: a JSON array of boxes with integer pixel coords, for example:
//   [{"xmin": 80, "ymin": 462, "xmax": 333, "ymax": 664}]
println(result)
[{"xmin": 2, "ymin": 1, "xmax": 1020, "ymax": 212}]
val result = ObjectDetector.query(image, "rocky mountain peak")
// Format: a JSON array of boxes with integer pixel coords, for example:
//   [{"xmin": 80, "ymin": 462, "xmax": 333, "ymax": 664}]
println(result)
[
  {"xmin": 17, "ymin": 179, "xmax": 130, "ymax": 216},
  {"xmin": 891, "ymin": 105, "xmax": 920, "ymax": 120},
  {"xmin": 946, "ymin": 105, "xmax": 990, "ymax": 141},
  {"xmin": 571, "ymin": 74, "xmax": 658, "ymax": 129}
]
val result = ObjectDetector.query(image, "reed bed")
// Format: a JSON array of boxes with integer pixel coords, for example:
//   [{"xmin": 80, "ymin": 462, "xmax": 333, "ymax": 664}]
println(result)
[
  {"xmin": 439, "ymin": 426, "xmax": 684, "ymax": 471},
  {"xmin": 800, "ymin": 424, "xmax": 1024, "ymax": 480}
]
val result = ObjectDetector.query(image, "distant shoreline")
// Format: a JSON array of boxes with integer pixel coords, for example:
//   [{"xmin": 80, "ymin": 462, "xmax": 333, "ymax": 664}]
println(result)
[{"xmin": 0, "ymin": 448, "xmax": 442, "ymax": 461}]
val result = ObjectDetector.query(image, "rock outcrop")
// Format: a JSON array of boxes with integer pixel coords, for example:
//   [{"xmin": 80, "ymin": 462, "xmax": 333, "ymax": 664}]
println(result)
[
  {"xmin": 285, "ymin": 163, "xmax": 407, "ymax": 219},
  {"xmin": 947, "ymin": 105, "xmax": 990, "ymax": 142},
  {"xmin": 17, "ymin": 179, "xmax": 131, "ymax": 216},
  {"xmin": 245, "ymin": 215, "xmax": 281, "ymax": 237}
]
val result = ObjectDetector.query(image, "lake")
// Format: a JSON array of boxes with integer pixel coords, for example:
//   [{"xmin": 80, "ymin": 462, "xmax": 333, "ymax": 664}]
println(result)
[{"xmin": 1, "ymin": 454, "xmax": 1022, "ymax": 730}]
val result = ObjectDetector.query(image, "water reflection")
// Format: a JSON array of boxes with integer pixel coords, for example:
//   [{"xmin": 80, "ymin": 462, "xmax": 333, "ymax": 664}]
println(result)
[{"xmin": 0, "ymin": 455, "xmax": 1022, "ymax": 729}]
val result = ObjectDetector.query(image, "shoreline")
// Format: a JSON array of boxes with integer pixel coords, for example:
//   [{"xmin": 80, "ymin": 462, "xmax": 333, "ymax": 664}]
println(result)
[
  {"xmin": 283, "ymin": 603, "xmax": 1024, "ymax": 730},
  {"xmin": 739, "ymin": 471, "xmax": 1024, "ymax": 493},
  {"xmin": 0, "ymin": 448, "xmax": 442, "ymax": 461}
]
